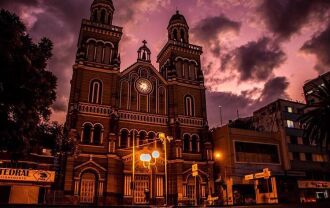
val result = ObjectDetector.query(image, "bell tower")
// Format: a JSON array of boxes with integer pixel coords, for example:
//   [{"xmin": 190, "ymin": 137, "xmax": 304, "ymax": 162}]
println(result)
[
  {"xmin": 157, "ymin": 10, "xmax": 207, "ymax": 127},
  {"xmin": 157, "ymin": 11, "xmax": 212, "ymax": 204}
]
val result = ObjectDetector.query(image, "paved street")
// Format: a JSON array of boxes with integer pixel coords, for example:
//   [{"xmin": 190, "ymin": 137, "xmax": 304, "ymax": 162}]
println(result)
[{"xmin": 1, "ymin": 203, "xmax": 330, "ymax": 208}]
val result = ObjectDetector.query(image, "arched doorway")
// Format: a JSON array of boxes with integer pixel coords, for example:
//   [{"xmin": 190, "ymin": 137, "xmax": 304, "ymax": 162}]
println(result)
[
  {"xmin": 80, "ymin": 172, "xmax": 97, "ymax": 203},
  {"xmin": 185, "ymin": 175, "xmax": 204, "ymax": 205}
]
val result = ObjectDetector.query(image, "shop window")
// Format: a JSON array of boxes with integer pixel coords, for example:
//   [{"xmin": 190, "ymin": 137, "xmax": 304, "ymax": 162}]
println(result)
[
  {"xmin": 0, "ymin": 186, "xmax": 10, "ymax": 204},
  {"xmin": 258, "ymin": 178, "xmax": 272, "ymax": 193}
]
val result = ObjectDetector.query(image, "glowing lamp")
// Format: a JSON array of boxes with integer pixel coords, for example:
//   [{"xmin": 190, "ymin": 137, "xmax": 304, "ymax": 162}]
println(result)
[
  {"xmin": 158, "ymin": 132, "xmax": 166, "ymax": 140},
  {"xmin": 215, "ymin": 152, "xmax": 222, "ymax": 159},
  {"xmin": 140, "ymin": 153, "xmax": 151, "ymax": 162},
  {"xmin": 152, "ymin": 150, "xmax": 160, "ymax": 159}
]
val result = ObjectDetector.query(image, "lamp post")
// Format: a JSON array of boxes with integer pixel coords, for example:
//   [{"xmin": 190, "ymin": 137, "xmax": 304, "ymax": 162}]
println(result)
[
  {"xmin": 214, "ymin": 151, "xmax": 228, "ymax": 205},
  {"xmin": 158, "ymin": 132, "xmax": 173, "ymax": 206}
]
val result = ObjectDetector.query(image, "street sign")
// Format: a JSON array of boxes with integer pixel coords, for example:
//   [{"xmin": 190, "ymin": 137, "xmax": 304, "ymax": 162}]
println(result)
[
  {"xmin": 244, "ymin": 168, "xmax": 271, "ymax": 180},
  {"xmin": 244, "ymin": 174, "xmax": 254, "ymax": 180},
  {"xmin": 192, "ymin": 164, "xmax": 198, "ymax": 176},
  {"xmin": 192, "ymin": 164, "xmax": 198, "ymax": 172}
]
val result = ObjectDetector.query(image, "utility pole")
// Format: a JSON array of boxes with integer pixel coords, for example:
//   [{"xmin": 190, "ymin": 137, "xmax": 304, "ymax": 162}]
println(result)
[{"xmin": 218, "ymin": 105, "xmax": 223, "ymax": 126}]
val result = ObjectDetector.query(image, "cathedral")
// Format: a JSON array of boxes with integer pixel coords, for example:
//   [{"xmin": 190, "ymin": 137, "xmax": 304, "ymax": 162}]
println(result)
[{"xmin": 64, "ymin": 0, "xmax": 214, "ymax": 205}]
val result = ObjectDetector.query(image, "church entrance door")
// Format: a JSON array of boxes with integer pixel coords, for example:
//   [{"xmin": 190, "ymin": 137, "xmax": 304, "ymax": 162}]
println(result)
[{"xmin": 134, "ymin": 175, "xmax": 149, "ymax": 204}]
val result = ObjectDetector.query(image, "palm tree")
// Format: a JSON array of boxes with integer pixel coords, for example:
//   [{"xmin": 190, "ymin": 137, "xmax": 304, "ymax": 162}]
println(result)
[{"xmin": 300, "ymin": 77, "xmax": 330, "ymax": 149}]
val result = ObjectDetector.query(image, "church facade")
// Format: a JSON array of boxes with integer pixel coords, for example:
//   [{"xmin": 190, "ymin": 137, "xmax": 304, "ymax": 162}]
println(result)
[{"xmin": 64, "ymin": 0, "xmax": 214, "ymax": 205}]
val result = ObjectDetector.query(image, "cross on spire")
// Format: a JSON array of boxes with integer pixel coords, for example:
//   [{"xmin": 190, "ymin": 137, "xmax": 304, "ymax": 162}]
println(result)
[{"xmin": 142, "ymin": 40, "xmax": 147, "ymax": 45}]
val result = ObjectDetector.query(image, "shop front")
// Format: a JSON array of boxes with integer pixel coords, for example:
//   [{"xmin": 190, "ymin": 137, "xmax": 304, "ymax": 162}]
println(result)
[
  {"xmin": 0, "ymin": 168, "xmax": 55, "ymax": 204},
  {"xmin": 298, "ymin": 180, "xmax": 330, "ymax": 203}
]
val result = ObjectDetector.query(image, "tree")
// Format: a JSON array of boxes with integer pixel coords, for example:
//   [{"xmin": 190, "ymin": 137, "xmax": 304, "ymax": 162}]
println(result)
[
  {"xmin": 300, "ymin": 78, "xmax": 330, "ymax": 149},
  {"xmin": 0, "ymin": 9, "xmax": 57, "ymax": 159},
  {"xmin": 31, "ymin": 122, "xmax": 79, "ymax": 189}
]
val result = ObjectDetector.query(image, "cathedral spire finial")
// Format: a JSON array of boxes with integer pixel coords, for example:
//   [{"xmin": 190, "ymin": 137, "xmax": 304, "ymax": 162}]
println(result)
[{"xmin": 137, "ymin": 40, "xmax": 151, "ymax": 62}]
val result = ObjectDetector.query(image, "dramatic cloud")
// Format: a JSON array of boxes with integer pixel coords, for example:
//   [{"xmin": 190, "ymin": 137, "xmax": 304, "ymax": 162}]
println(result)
[
  {"xmin": 0, "ymin": 0, "xmax": 92, "ymax": 115},
  {"xmin": 301, "ymin": 25, "xmax": 330, "ymax": 74},
  {"xmin": 206, "ymin": 76, "xmax": 289, "ymax": 127},
  {"xmin": 221, "ymin": 37, "xmax": 286, "ymax": 81},
  {"xmin": 192, "ymin": 15, "xmax": 241, "ymax": 56},
  {"xmin": 258, "ymin": 0, "xmax": 330, "ymax": 40}
]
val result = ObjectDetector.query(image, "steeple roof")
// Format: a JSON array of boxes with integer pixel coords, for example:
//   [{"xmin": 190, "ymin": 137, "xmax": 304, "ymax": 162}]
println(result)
[
  {"xmin": 92, "ymin": 0, "xmax": 114, "ymax": 10},
  {"xmin": 168, "ymin": 10, "xmax": 188, "ymax": 27}
]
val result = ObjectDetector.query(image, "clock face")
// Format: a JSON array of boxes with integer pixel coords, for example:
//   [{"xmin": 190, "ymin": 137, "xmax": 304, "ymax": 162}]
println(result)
[{"xmin": 135, "ymin": 78, "xmax": 152, "ymax": 94}]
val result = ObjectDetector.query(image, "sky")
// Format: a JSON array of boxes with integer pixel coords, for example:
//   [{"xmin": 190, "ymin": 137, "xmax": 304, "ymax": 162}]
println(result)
[{"xmin": 1, "ymin": 0, "xmax": 330, "ymax": 127}]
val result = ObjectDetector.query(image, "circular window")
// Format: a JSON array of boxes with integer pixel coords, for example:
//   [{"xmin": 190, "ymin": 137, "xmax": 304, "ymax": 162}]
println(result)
[{"xmin": 135, "ymin": 78, "xmax": 152, "ymax": 94}]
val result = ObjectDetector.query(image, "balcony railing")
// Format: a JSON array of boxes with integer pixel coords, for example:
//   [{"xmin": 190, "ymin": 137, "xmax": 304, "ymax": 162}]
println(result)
[
  {"xmin": 119, "ymin": 110, "xmax": 168, "ymax": 125},
  {"xmin": 77, "ymin": 102, "xmax": 112, "ymax": 116},
  {"xmin": 82, "ymin": 19, "xmax": 122, "ymax": 32},
  {"xmin": 178, "ymin": 115, "xmax": 204, "ymax": 127}
]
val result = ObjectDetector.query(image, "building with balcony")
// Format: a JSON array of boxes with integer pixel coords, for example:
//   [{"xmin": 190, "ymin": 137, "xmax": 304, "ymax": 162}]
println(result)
[
  {"xmin": 0, "ymin": 150, "xmax": 56, "ymax": 204},
  {"xmin": 303, "ymin": 71, "xmax": 330, "ymax": 105},
  {"xmin": 253, "ymin": 99, "xmax": 330, "ymax": 203}
]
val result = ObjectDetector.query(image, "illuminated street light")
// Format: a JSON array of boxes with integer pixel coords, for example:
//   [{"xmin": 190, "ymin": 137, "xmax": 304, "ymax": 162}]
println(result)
[
  {"xmin": 152, "ymin": 150, "xmax": 160, "ymax": 159},
  {"xmin": 157, "ymin": 132, "xmax": 173, "ymax": 206},
  {"xmin": 140, "ymin": 153, "xmax": 152, "ymax": 162},
  {"xmin": 215, "ymin": 151, "xmax": 223, "ymax": 160}
]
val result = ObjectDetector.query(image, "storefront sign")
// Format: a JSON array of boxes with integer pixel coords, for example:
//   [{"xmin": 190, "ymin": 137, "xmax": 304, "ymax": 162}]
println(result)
[
  {"xmin": 0, "ymin": 168, "xmax": 55, "ymax": 183},
  {"xmin": 298, "ymin": 180, "xmax": 330, "ymax": 189}
]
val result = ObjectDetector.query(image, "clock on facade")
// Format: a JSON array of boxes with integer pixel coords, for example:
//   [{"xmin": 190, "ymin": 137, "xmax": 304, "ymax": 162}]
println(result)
[{"xmin": 135, "ymin": 78, "xmax": 152, "ymax": 94}]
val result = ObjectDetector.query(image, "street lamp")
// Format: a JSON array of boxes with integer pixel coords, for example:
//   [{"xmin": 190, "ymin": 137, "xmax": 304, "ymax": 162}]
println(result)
[
  {"xmin": 214, "ymin": 151, "xmax": 228, "ymax": 205},
  {"xmin": 157, "ymin": 132, "xmax": 173, "ymax": 206},
  {"xmin": 139, "ymin": 151, "xmax": 160, "ymax": 169}
]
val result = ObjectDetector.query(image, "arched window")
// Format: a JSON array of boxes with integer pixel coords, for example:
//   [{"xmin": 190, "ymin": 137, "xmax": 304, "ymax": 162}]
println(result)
[
  {"xmin": 108, "ymin": 14, "xmax": 112, "ymax": 24},
  {"xmin": 82, "ymin": 123, "xmax": 93, "ymax": 144},
  {"xmin": 183, "ymin": 134, "xmax": 190, "ymax": 152},
  {"xmin": 192, "ymin": 135, "xmax": 198, "ymax": 153},
  {"xmin": 80, "ymin": 172, "xmax": 97, "ymax": 203},
  {"xmin": 175, "ymin": 61, "xmax": 182, "ymax": 77},
  {"xmin": 120, "ymin": 129, "xmax": 129, "ymax": 148},
  {"xmin": 93, "ymin": 10, "xmax": 98, "ymax": 22},
  {"xmin": 173, "ymin": 29, "xmax": 178, "ymax": 40},
  {"xmin": 93, "ymin": 124, "xmax": 102, "ymax": 145},
  {"xmin": 87, "ymin": 41, "xmax": 96, "ymax": 62},
  {"xmin": 139, "ymin": 131, "xmax": 147, "ymax": 145},
  {"xmin": 100, "ymin": 10, "xmax": 106, "ymax": 23},
  {"xmin": 89, "ymin": 80, "xmax": 103, "ymax": 104},
  {"xmin": 180, "ymin": 29, "xmax": 185, "ymax": 42},
  {"xmin": 103, "ymin": 44, "xmax": 112, "ymax": 64},
  {"xmin": 185, "ymin": 95, "xmax": 194, "ymax": 116},
  {"xmin": 95, "ymin": 43, "xmax": 103, "ymax": 63}
]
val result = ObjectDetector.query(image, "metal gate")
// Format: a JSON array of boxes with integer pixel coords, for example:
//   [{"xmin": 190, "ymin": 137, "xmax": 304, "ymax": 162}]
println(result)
[{"xmin": 134, "ymin": 175, "xmax": 149, "ymax": 204}]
